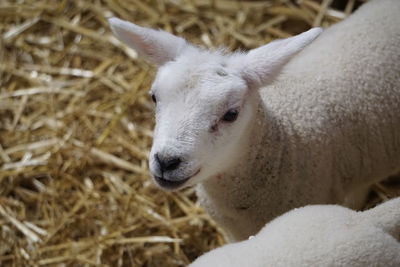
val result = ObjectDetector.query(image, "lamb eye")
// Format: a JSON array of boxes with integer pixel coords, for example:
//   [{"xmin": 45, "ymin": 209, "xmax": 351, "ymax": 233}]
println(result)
[
  {"xmin": 151, "ymin": 94, "xmax": 157, "ymax": 104},
  {"xmin": 222, "ymin": 109, "xmax": 239, "ymax": 122}
]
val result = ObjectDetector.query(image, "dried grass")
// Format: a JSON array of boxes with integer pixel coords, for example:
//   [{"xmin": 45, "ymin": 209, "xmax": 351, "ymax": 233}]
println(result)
[{"xmin": 0, "ymin": 0, "xmax": 399, "ymax": 266}]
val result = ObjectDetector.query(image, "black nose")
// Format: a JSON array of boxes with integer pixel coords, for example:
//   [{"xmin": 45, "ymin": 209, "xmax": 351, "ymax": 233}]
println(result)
[{"xmin": 155, "ymin": 154, "xmax": 182, "ymax": 173}]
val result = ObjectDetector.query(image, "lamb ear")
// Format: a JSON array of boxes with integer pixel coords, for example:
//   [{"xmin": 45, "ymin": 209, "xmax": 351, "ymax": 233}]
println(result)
[
  {"xmin": 108, "ymin": 18, "xmax": 188, "ymax": 66},
  {"xmin": 241, "ymin": 27, "xmax": 323, "ymax": 88}
]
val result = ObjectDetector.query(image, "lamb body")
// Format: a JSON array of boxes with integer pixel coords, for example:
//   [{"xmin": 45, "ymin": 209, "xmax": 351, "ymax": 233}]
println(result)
[
  {"xmin": 190, "ymin": 197, "xmax": 400, "ymax": 267},
  {"xmin": 196, "ymin": 0, "xmax": 400, "ymax": 240},
  {"xmin": 109, "ymin": 0, "xmax": 400, "ymax": 241}
]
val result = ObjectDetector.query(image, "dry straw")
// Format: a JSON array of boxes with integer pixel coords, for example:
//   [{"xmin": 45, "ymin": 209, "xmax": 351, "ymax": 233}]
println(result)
[{"xmin": 0, "ymin": 0, "xmax": 398, "ymax": 266}]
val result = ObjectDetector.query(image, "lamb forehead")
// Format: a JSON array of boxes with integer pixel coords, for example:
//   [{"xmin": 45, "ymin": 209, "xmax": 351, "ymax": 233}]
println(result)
[{"xmin": 152, "ymin": 50, "xmax": 237, "ymax": 97}]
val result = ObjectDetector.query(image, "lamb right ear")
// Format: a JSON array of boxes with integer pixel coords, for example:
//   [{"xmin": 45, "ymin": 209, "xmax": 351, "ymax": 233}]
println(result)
[
  {"xmin": 108, "ymin": 18, "xmax": 188, "ymax": 66},
  {"xmin": 240, "ymin": 28, "xmax": 323, "ymax": 88}
]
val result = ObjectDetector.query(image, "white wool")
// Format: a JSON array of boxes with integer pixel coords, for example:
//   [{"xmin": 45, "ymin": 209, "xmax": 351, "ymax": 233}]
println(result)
[
  {"xmin": 196, "ymin": 0, "xmax": 400, "ymax": 241},
  {"xmin": 110, "ymin": 0, "xmax": 400, "ymax": 242},
  {"xmin": 189, "ymin": 198, "xmax": 400, "ymax": 267}
]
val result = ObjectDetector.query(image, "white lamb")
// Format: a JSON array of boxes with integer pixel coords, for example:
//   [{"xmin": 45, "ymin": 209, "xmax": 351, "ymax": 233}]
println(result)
[
  {"xmin": 190, "ymin": 197, "xmax": 400, "ymax": 267},
  {"xmin": 109, "ymin": 0, "xmax": 400, "ymax": 241}
]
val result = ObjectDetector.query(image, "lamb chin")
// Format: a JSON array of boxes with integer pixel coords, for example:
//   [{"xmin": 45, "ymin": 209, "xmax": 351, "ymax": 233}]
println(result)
[{"xmin": 154, "ymin": 175, "xmax": 190, "ymax": 190}]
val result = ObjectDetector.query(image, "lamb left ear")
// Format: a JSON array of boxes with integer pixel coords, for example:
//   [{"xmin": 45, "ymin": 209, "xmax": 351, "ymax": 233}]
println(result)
[
  {"xmin": 241, "ymin": 28, "xmax": 323, "ymax": 88},
  {"xmin": 108, "ymin": 18, "xmax": 188, "ymax": 66}
]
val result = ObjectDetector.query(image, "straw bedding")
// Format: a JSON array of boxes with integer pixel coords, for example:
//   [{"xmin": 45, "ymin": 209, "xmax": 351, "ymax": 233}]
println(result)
[{"xmin": 0, "ymin": 0, "xmax": 399, "ymax": 266}]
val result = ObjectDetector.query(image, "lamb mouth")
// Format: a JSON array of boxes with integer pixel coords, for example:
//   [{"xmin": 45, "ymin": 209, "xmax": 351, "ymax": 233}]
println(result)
[{"xmin": 154, "ymin": 169, "xmax": 200, "ymax": 190}]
